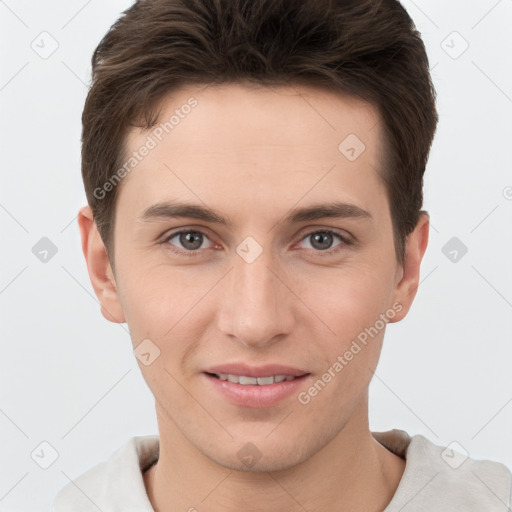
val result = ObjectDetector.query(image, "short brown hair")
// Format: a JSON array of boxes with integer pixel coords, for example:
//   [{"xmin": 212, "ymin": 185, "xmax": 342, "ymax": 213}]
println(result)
[{"xmin": 82, "ymin": 0, "xmax": 438, "ymax": 264}]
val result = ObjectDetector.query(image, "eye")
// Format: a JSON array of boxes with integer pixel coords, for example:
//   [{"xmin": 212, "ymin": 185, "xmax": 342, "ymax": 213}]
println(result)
[
  {"xmin": 164, "ymin": 229, "xmax": 213, "ymax": 256},
  {"xmin": 162, "ymin": 227, "xmax": 351, "ymax": 258},
  {"xmin": 297, "ymin": 229, "xmax": 349, "ymax": 254}
]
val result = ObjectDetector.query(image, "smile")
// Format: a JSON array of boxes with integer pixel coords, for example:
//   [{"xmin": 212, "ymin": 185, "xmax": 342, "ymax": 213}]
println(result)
[
  {"xmin": 208, "ymin": 373, "xmax": 297, "ymax": 385},
  {"xmin": 203, "ymin": 372, "xmax": 310, "ymax": 408}
]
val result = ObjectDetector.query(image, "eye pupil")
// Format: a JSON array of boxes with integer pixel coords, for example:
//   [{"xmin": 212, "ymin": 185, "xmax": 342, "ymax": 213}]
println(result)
[
  {"xmin": 311, "ymin": 232, "xmax": 333, "ymax": 250},
  {"xmin": 180, "ymin": 231, "xmax": 203, "ymax": 250}
]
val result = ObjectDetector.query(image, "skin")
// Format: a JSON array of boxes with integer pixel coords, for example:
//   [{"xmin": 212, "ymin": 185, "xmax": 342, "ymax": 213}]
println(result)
[{"xmin": 78, "ymin": 82, "xmax": 429, "ymax": 512}]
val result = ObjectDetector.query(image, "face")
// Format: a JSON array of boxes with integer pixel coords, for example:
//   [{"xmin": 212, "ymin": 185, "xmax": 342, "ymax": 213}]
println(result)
[{"xmin": 80, "ymin": 82, "xmax": 428, "ymax": 472}]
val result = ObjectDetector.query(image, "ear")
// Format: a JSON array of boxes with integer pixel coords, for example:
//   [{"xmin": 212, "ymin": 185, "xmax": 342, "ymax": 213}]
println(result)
[
  {"xmin": 388, "ymin": 212, "xmax": 430, "ymax": 323},
  {"xmin": 77, "ymin": 205, "xmax": 126, "ymax": 323}
]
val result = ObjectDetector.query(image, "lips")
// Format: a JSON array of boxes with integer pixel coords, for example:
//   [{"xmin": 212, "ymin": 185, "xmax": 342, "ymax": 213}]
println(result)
[
  {"xmin": 202, "ymin": 363, "xmax": 311, "ymax": 407},
  {"xmin": 204, "ymin": 363, "xmax": 310, "ymax": 379},
  {"xmin": 203, "ymin": 371, "xmax": 310, "ymax": 408}
]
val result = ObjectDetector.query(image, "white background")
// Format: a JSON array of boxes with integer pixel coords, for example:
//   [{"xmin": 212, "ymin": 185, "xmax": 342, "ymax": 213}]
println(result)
[{"xmin": 1, "ymin": 1, "xmax": 511, "ymax": 510}]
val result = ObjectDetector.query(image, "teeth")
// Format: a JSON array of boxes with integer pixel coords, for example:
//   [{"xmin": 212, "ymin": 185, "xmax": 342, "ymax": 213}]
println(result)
[
  {"xmin": 215, "ymin": 374, "xmax": 296, "ymax": 385},
  {"xmin": 239, "ymin": 376, "xmax": 258, "ymax": 385}
]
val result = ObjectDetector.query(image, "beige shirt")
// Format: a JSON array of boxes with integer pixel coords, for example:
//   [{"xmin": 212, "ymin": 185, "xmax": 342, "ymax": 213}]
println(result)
[{"xmin": 50, "ymin": 429, "xmax": 512, "ymax": 511}]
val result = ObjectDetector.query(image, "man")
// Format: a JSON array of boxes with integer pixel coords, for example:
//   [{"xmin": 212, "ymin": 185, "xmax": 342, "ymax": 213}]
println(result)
[{"xmin": 51, "ymin": 0, "xmax": 512, "ymax": 510}]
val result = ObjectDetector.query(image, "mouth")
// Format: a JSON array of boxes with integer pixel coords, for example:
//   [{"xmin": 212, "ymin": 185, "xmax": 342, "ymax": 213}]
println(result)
[
  {"xmin": 202, "ymin": 369, "xmax": 311, "ymax": 408},
  {"xmin": 205, "ymin": 372, "xmax": 307, "ymax": 385}
]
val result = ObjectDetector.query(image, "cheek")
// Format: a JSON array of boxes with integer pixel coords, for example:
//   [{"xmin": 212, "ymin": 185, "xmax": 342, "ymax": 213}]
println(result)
[
  {"xmin": 114, "ymin": 258, "xmax": 195, "ymax": 341},
  {"xmin": 295, "ymin": 261, "xmax": 395, "ymax": 336},
  {"xmin": 115, "ymin": 259, "xmax": 220, "ymax": 379},
  {"xmin": 295, "ymin": 270, "xmax": 390, "ymax": 414}
]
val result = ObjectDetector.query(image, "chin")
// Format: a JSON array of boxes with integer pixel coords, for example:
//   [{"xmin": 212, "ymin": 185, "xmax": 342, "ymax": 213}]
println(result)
[
  {"xmin": 223, "ymin": 452, "xmax": 305, "ymax": 473},
  {"xmin": 203, "ymin": 436, "xmax": 312, "ymax": 474}
]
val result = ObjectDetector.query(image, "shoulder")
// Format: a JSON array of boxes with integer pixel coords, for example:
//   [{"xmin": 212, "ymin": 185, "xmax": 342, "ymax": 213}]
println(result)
[
  {"xmin": 49, "ymin": 435, "xmax": 159, "ymax": 512},
  {"xmin": 388, "ymin": 431, "xmax": 511, "ymax": 511},
  {"xmin": 373, "ymin": 429, "xmax": 511, "ymax": 511}
]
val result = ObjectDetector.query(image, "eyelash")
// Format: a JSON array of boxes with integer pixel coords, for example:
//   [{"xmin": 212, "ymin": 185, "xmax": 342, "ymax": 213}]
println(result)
[{"xmin": 162, "ymin": 228, "xmax": 351, "ymax": 258}]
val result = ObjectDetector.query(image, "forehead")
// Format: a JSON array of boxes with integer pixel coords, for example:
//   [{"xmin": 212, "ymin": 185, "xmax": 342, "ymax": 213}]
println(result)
[
  {"xmin": 126, "ymin": 81, "xmax": 382, "ymax": 156},
  {"xmin": 118, "ymin": 82, "xmax": 387, "ymax": 220}
]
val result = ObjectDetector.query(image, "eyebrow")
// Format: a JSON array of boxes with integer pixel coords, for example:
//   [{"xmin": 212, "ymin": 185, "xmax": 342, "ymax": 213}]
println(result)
[{"xmin": 138, "ymin": 200, "xmax": 372, "ymax": 227}]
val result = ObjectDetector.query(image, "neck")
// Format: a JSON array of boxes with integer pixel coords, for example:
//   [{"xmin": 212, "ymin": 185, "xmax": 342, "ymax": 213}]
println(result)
[{"xmin": 144, "ymin": 397, "xmax": 405, "ymax": 512}]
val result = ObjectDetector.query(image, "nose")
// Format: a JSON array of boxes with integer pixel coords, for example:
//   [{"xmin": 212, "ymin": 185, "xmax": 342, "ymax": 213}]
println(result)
[{"xmin": 216, "ymin": 246, "xmax": 296, "ymax": 349}]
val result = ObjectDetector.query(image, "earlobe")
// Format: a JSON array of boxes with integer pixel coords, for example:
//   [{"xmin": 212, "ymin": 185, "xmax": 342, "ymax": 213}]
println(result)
[
  {"xmin": 388, "ymin": 212, "xmax": 430, "ymax": 323},
  {"xmin": 77, "ymin": 205, "xmax": 126, "ymax": 324}
]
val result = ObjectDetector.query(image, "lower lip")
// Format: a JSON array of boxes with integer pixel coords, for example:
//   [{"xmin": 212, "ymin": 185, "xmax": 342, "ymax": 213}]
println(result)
[{"xmin": 203, "ymin": 373, "xmax": 310, "ymax": 408}]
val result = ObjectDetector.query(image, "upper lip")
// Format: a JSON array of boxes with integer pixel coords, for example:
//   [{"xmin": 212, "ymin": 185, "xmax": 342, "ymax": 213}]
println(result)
[{"xmin": 204, "ymin": 363, "xmax": 310, "ymax": 378}]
